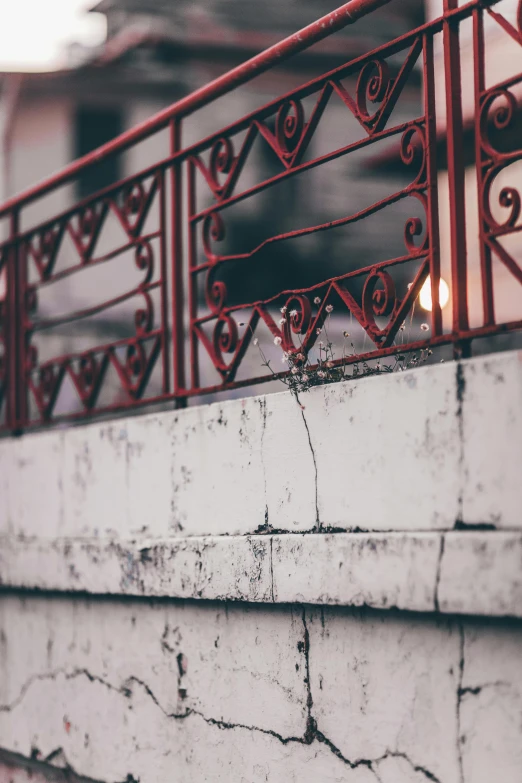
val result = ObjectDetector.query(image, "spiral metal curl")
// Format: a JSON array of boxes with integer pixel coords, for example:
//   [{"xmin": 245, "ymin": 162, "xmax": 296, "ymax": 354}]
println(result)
[
  {"xmin": 404, "ymin": 217, "xmax": 424, "ymax": 253},
  {"xmin": 126, "ymin": 341, "xmax": 146, "ymax": 380},
  {"xmin": 363, "ymin": 270, "xmax": 396, "ymax": 328},
  {"xmin": 123, "ymin": 183, "xmax": 145, "ymax": 219},
  {"xmin": 356, "ymin": 59, "xmax": 391, "ymax": 121},
  {"xmin": 78, "ymin": 353, "xmax": 98, "ymax": 392},
  {"xmin": 135, "ymin": 291, "xmax": 154, "ymax": 336},
  {"xmin": 479, "ymin": 86, "xmax": 521, "ymax": 231},
  {"xmin": 210, "ymin": 138, "xmax": 234, "ymax": 185},
  {"xmin": 79, "ymin": 206, "xmax": 96, "ymax": 238},
  {"xmin": 41, "ymin": 228, "xmax": 56, "ymax": 255},
  {"xmin": 213, "ymin": 314, "xmax": 239, "ymax": 370},
  {"xmin": 403, "ymin": 193, "xmax": 429, "ymax": 254},
  {"xmin": 135, "ymin": 240, "xmax": 154, "ymax": 284},
  {"xmin": 281, "ymin": 295, "xmax": 312, "ymax": 351},
  {"xmin": 479, "ymin": 88, "xmax": 518, "ymax": 157},
  {"xmin": 498, "ymin": 187, "xmax": 521, "ymax": 227},
  {"xmin": 276, "ymin": 100, "xmax": 305, "ymax": 155},
  {"xmin": 39, "ymin": 364, "xmax": 57, "ymax": 397},
  {"xmin": 400, "ymin": 126, "xmax": 427, "ymax": 185},
  {"xmin": 483, "ymin": 171, "xmax": 521, "ymax": 230},
  {"xmin": 203, "ymin": 212, "xmax": 226, "ymax": 260},
  {"xmin": 205, "ymin": 269, "xmax": 228, "ymax": 315}
]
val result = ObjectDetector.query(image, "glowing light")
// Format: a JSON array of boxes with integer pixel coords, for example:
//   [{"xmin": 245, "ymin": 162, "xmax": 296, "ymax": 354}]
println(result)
[{"xmin": 419, "ymin": 278, "xmax": 450, "ymax": 311}]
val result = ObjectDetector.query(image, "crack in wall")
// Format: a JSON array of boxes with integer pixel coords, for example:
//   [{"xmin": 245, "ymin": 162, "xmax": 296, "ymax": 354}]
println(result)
[
  {"xmin": 269, "ymin": 537, "xmax": 275, "ymax": 603},
  {"xmin": 259, "ymin": 398, "xmax": 269, "ymax": 526},
  {"xmin": 0, "ymin": 635, "xmax": 445, "ymax": 783},
  {"xmin": 294, "ymin": 394, "xmax": 320, "ymax": 529},
  {"xmin": 300, "ymin": 609, "xmax": 314, "ymax": 743},
  {"xmin": 456, "ymin": 624, "xmax": 465, "ymax": 783},
  {"xmin": 455, "ymin": 363, "xmax": 466, "ymax": 528},
  {"xmin": 378, "ymin": 753, "xmax": 443, "ymax": 783},
  {"xmin": 434, "ymin": 534, "xmax": 446, "ymax": 613},
  {"xmin": 458, "ymin": 681, "xmax": 510, "ymax": 698}
]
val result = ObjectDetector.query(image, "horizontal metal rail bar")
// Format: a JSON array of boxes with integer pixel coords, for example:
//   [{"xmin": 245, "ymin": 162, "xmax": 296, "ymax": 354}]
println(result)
[
  {"xmin": 31, "ymin": 280, "xmax": 160, "ymax": 333},
  {"xmin": 0, "ymin": 0, "xmax": 503, "ymax": 223},
  {"xmin": 0, "ymin": 0, "xmax": 501, "ymax": 222},
  {"xmin": 190, "ymin": 119, "xmax": 424, "ymax": 224},
  {"xmin": 192, "ymin": 183, "xmax": 426, "ymax": 270},
  {"xmin": 0, "ymin": 0, "xmax": 394, "ymax": 218}
]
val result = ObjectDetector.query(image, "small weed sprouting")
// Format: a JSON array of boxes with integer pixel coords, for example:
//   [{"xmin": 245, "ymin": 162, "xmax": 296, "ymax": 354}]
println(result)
[{"xmin": 247, "ymin": 304, "xmax": 433, "ymax": 400}]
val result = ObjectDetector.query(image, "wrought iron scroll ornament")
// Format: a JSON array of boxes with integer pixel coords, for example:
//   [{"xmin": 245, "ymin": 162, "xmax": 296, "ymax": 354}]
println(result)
[
  {"xmin": 21, "ymin": 171, "xmax": 165, "ymax": 421},
  {"xmin": 193, "ymin": 62, "xmax": 431, "ymax": 382},
  {"xmin": 475, "ymin": 1, "xmax": 522, "ymax": 330}
]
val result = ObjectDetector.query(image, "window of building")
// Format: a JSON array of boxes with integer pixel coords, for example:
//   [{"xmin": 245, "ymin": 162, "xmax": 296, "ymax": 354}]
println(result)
[{"xmin": 74, "ymin": 106, "xmax": 123, "ymax": 200}]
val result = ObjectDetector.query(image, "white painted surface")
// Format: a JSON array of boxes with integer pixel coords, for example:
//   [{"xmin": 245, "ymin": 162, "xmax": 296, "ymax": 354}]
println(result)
[
  {"xmin": 2, "ymin": 351, "xmax": 522, "ymax": 543},
  {"xmin": 461, "ymin": 352, "xmax": 522, "ymax": 529},
  {"xmin": 1, "ymin": 351, "xmax": 522, "ymax": 780},
  {"xmin": 0, "ymin": 595, "xmax": 521, "ymax": 783},
  {"xmin": 1, "ymin": 531, "xmax": 521, "ymax": 617}
]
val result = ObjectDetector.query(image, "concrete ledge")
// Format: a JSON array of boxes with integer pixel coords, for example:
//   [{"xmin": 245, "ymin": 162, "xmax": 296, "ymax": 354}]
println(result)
[
  {"xmin": 2, "ymin": 350, "xmax": 522, "ymax": 541},
  {"xmin": 1, "ymin": 531, "xmax": 521, "ymax": 618}
]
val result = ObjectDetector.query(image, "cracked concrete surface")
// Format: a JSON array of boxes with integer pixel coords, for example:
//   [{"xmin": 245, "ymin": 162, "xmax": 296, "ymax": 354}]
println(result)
[
  {"xmin": 1, "ymin": 531, "xmax": 521, "ymax": 617},
  {"xmin": 296, "ymin": 398, "xmax": 320, "ymax": 529},
  {"xmin": 2, "ymin": 351, "xmax": 522, "ymax": 541},
  {"xmin": 1, "ymin": 352, "xmax": 522, "ymax": 780},
  {"xmin": 0, "ymin": 596, "xmax": 521, "ymax": 782}
]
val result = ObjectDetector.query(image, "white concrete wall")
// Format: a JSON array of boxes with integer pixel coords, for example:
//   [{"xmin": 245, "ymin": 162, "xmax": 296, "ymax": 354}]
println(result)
[
  {"xmin": 2, "ymin": 349, "xmax": 522, "ymax": 541},
  {"xmin": 1, "ymin": 595, "xmax": 521, "ymax": 783},
  {"xmin": 1, "ymin": 351, "xmax": 522, "ymax": 782}
]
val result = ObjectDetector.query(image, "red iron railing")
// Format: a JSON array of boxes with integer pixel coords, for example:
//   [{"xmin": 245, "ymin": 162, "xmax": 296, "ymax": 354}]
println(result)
[{"xmin": 0, "ymin": 0, "xmax": 521, "ymax": 431}]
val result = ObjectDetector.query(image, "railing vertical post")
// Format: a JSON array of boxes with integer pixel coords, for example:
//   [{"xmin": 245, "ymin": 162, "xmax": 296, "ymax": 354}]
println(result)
[
  {"xmin": 187, "ymin": 160, "xmax": 199, "ymax": 392},
  {"xmin": 423, "ymin": 32, "xmax": 443, "ymax": 337},
  {"xmin": 170, "ymin": 118, "xmax": 187, "ymax": 406},
  {"xmin": 443, "ymin": 0, "xmax": 470, "ymax": 353},
  {"xmin": 472, "ymin": 6, "xmax": 495, "ymax": 328},
  {"xmin": 6, "ymin": 209, "xmax": 27, "ymax": 433},
  {"xmin": 159, "ymin": 169, "xmax": 170, "ymax": 395}
]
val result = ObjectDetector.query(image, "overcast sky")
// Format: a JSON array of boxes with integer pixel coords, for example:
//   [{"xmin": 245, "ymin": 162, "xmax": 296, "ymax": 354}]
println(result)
[{"xmin": 0, "ymin": 0, "xmax": 106, "ymax": 71}]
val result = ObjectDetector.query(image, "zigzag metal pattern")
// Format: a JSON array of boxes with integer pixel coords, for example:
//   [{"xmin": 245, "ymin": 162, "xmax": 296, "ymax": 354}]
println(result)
[
  {"xmin": 192, "ymin": 117, "xmax": 430, "ymax": 381},
  {"xmin": 190, "ymin": 36, "xmax": 423, "ymax": 205},
  {"xmin": 487, "ymin": 0, "xmax": 522, "ymax": 45},
  {"xmin": 22, "ymin": 169, "xmax": 166, "ymax": 423},
  {"xmin": 67, "ymin": 201, "xmax": 109, "ymax": 265},
  {"xmin": 28, "ymin": 334, "xmax": 163, "ymax": 420},
  {"xmin": 24, "ymin": 172, "xmax": 162, "ymax": 284},
  {"xmin": 195, "ymin": 252, "xmax": 430, "ymax": 384},
  {"xmin": 25, "ymin": 221, "xmax": 67, "ymax": 282}
]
